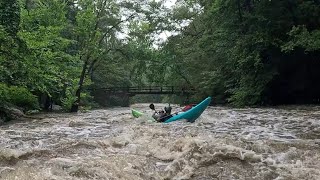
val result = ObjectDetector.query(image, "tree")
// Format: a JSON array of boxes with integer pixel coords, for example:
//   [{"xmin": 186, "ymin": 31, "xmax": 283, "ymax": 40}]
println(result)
[
  {"xmin": 18, "ymin": 0, "xmax": 79, "ymax": 107},
  {"xmin": 156, "ymin": 0, "xmax": 320, "ymax": 105},
  {"xmin": 70, "ymin": 0, "xmax": 171, "ymax": 111},
  {"xmin": 0, "ymin": 0, "xmax": 20, "ymax": 36}
]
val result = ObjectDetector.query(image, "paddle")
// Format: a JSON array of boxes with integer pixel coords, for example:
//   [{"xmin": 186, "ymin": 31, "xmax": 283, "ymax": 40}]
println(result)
[
  {"xmin": 149, "ymin": 103, "xmax": 162, "ymax": 120},
  {"xmin": 149, "ymin": 103, "xmax": 156, "ymax": 112}
]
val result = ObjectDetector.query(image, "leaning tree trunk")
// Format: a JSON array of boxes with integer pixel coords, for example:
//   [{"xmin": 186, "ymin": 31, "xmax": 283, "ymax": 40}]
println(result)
[{"xmin": 70, "ymin": 60, "xmax": 88, "ymax": 112}]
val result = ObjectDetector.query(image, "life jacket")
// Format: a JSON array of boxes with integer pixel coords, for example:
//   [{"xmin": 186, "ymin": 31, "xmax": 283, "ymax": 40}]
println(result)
[{"xmin": 182, "ymin": 104, "xmax": 193, "ymax": 112}]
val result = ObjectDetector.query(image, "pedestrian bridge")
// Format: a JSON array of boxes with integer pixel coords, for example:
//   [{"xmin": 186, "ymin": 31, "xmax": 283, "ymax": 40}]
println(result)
[
  {"xmin": 91, "ymin": 86, "xmax": 195, "ymax": 95},
  {"xmin": 89, "ymin": 86, "xmax": 195, "ymax": 107}
]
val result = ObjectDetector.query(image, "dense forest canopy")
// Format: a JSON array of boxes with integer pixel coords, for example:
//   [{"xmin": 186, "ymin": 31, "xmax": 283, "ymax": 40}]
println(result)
[{"xmin": 1, "ymin": 0, "xmax": 320, "ymax": 117}]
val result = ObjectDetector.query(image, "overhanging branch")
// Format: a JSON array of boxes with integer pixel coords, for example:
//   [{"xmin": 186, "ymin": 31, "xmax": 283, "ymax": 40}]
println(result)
[{"xmin": 98, "ymin": 14, "xmax": 135, "ymax": 45}]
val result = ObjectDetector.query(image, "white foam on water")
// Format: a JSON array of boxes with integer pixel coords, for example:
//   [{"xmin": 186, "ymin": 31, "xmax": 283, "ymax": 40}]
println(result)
[{"xmin": 0, "ymin": 105, "xmax": 320, "ymax": 179}]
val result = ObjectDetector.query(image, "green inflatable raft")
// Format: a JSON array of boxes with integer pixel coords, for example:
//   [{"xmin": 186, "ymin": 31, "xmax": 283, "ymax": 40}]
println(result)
[{"xmin": 132, "ymin": 109, "xmax": 144, "ymax": 118}]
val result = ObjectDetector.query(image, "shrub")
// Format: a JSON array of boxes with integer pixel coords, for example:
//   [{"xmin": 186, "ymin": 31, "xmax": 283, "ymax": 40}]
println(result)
[
  {"xmin": 9, "ymin": 86, "xmax": 39, "ymax": 110},
  {"xmin": 61, "ymin": 89, "xmax": 77, "ymax": 112},
  {"xmin": 0, "ymin": 83, "xmax": 39, "ymax": 110},
  {"xmin": 0, "ymin": 83, "xmax": 10, "ymax": 103}
]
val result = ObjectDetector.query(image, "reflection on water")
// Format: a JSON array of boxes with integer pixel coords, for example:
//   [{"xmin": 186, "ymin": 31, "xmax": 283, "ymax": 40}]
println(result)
[{"xmin": 0, "ymin": 105, "xmax": 320, "ymax": 179}]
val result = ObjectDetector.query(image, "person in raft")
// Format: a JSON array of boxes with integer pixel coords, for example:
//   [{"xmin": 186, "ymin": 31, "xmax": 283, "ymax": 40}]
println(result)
[{"xmin": 151, "ymin": 105, "xmax": 173, "ymax": 122}]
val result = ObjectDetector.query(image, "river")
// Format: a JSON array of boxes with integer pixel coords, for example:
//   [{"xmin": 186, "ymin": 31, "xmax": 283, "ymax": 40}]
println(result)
[{"xmin": 0, "ymin": 104, "xmax": 320, "ymax": 180}]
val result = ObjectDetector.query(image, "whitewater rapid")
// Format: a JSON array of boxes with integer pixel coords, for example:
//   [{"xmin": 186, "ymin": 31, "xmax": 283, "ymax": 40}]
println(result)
[{"xmin": 0, "ymin": 104, "xmax": 320, "ymax": 179}]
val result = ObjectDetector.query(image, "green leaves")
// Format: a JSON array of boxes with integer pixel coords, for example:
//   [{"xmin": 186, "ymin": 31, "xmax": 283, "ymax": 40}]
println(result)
[
  {"xmin": 0, "ymin": 26, "xmax": 23, "ymax": 85},
  {"xmin": 0, "ymin": 0, "xmax": 20, "ymax": 36},
  {"xmin": 18, "ymin": 0, "xmax": 78, "ymax": 95},
  {"xmin": 282, "ymin": 26, "xmax": 320, "ymax": 52},
  {"xmin": 1, "ymin": 0, "xmax": 319, "ymax": 109},
  {"xmin": 156, "ymin": 0, "xmax": 320, "ymax": 106},
  {"xmin": 0, "ymin": 83, "xmax": 39, "ymax": 110}
]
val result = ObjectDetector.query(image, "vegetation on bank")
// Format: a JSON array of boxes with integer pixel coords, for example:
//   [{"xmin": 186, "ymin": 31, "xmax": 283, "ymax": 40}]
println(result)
[{"xmin": 1, "ymin": 0, "xmax": 320, "ymax": 120}]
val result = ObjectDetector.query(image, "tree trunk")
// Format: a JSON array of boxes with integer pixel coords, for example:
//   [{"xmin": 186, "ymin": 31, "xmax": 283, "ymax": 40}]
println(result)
[{"xmin": 70, "ymin": 60, "xmax": 88, "ymax": 112}]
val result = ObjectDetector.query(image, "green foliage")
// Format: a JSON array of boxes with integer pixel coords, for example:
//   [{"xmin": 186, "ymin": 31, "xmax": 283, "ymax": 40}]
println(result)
[
  {"xmin": 2, "ymin": 0, "xmax": 320, "ymax": 109},
  {"xmin": 61, "ymin": 85, "xmax": 77, "ymax": 112},
  {"xmin": 8, "ymin": 85, "xmax": 39, "ymax": 110},
  {"xmin": 0, "ymin": 26, "xmax": 20, "ymax": 84},
  {"xmin": 151, "ymin": 0, "xmax": 320, "ymax": 106},
  {"xmin": 19, "ymin": 0, "xmax": 79, "ymax": 95},
  {"xmin": 60, "ymin": 78, "xmax": 96, "ymax": 111},
  {"xmin": 61, "ymin": 94, "xmax": 77, "ymax": 112},
  {"xmin": 0, "ymin": 83, "xmax": 10, "ymax": 103},
  {"xmin": 79, "ymin": 92, "xmax": 99, "ymax": 111},
  {"xmin": 0, "ymin": 83, "xmax": 39, "ymax": 110},
  {"xmin": 282, "ymin": 26, "xmax": 320, "ymax": 52},
  {"xmin": 0, "ymin": 0, "xmax": 20, "ymax": 36}
]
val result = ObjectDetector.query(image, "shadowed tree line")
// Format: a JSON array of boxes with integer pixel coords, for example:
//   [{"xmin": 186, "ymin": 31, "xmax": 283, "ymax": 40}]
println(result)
[{"xmin": 155, "ymin": 0, "xmax": 320, "ymax": 106}]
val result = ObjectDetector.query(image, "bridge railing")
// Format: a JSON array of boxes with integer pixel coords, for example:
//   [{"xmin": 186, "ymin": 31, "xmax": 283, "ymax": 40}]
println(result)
[{"xmin": 93, "ymin": 86, "xmax": 195, "ymax": 94}]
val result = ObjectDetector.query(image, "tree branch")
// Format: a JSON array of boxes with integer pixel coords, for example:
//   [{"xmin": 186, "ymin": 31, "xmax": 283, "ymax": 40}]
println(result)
[{"xmin": 98, "ymin": 14, "xmax": 135, "ymax": 45}]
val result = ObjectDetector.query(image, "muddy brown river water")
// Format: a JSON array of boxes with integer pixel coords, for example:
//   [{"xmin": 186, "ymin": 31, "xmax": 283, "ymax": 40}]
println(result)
[{"xmin": 0, "ymin": 104, "xmax": 320, "ymax": 180}]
